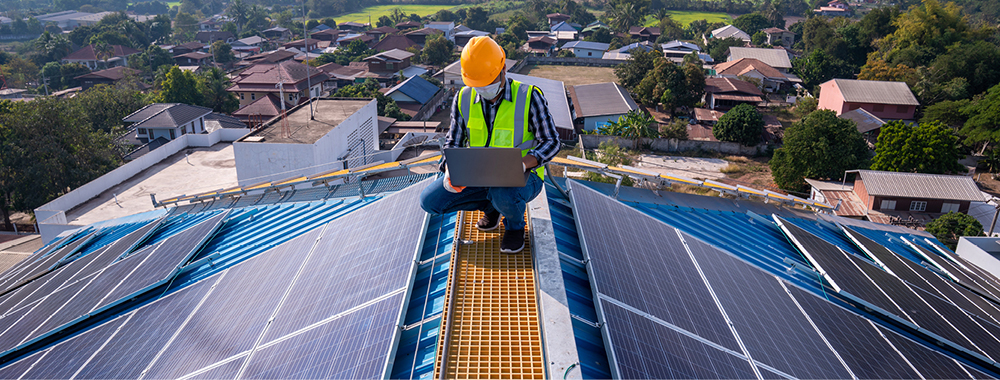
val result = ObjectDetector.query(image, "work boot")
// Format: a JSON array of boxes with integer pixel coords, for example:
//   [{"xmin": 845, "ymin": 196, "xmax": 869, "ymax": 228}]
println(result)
[
  {"xmin": 500, "ymin": 228, "xmax": 525, "ymax": 254},
  {"xmin": 476, "ymin": 210, "xmax": 502, "ymax": 231}
]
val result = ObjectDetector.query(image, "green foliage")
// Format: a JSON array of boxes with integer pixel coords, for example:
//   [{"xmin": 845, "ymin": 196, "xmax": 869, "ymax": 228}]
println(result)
[
  {"xmin": 74, "ymin": 84, "xmax": 149, "ymax": 133},
  {"xmin": 921, "ymin": 99, "xmax": 970, "ymax": 131},
  {"xmin": 173, "ymin": 12, "xmax": 199, "ymax": 41},
  {"xmin": 792, "ymin": 96, "xmax": 818, "ymax": 119},
  {"xmin": 198, "ymin": 67, "xmax": 239, "ymax": 113},
  {"xmin": 211, "ymin": 41, "xmax": 235, "ymax": 63},
  {"xmin": 422, "ymin": 34, "xmax": 454, "ymax": 66},
  {"xmin": 769, "ymin": 109, "xmax": 869, "ymax": 192},
  {"xmin": 156, "ymin": 66, "xmax": 203, "ymax": 105},
  {"xmin": 872, "ymin": 120, "xmax": 965, "ymax": 174},
  {"xmin": 794, "ymin": 49, "xmax": 855, "ymax": 92},
  {"xmin": 732, "ymin": 12, "xmax": 770, "ymax": 35},
  {"xmin": 613, "ymin": 48, "xmax": 661, "ymax": 92},
  {"xmin": 334, "ymin": 78, "xmax": 411, "ymax": 121},
  {"xmin": 660, "ymin": 119, "xmax": 689, "ymax": 140},
  {"xmin": 0, "ymin": 98, "xmax": 121, "ymax": 227},
  {"xmin": 584, "ymin": 141, "xmax": 635, "ymax": 186},
  {"xmin": 635, "ymin": 59, "xmax": 704, "ymax": 112},
  {"xmin": 751, "ymin": 31, "xmax": 766, "ymax": 46},
  {"xmin": 595, "ymin": 110, "xmax": 659, "ymax": 149},
  {"xmin": 128, "ymin": 45, "xmax": 174, "ymax": 73},
  {"xmin": 926, "ymin": 212, "xmax": 983, "ymax": 250},
  {"xmin": 706, "ymin": 37, "xmax": 745, "ymax": 63},
  {"xmin": 584, "ymin": 28, "xmax": 613, "ymax": 43},
  {"xmin": 961, "ymin": 84, "xmax": 1000, "ymax": 146},
  {"xmin": 713, "ymin": 104, "xmax": 763, "ymax": 146}
]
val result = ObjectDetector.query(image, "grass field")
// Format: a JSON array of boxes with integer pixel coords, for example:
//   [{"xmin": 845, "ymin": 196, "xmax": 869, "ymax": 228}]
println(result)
[
  {"xmin": 518, "ymin": 64, "xmax": 618, "ymax": 87},
  {"xmin": 643, "ymin": 11, "xmax": 732, "ymax": 26},
  {"xmin": 333, "ymin": 5, "xmax": 458, "ymax": 23}
]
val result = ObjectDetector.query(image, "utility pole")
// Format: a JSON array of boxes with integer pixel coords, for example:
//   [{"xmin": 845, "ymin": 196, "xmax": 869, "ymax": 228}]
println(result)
[
  {"xmin": 302, "ymin": 0, "xmax": 314, "ymax": 120},
  {"xmin": 41, "ymin": 71, "xmax": 49, "ymax": 96}
]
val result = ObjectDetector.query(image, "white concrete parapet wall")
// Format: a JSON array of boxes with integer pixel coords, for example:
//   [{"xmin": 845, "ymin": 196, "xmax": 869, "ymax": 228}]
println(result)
[{"xmin": 35, "ymin": 127, "xmax": 250, "ymax": 243}]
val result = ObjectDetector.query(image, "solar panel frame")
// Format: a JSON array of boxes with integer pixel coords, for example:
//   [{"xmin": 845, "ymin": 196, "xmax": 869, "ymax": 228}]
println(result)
[
  {"xmin": 0, "ymin": 272, "xmax": 100, "ymax": 356},
  {"xmin": 180, "ymin": 356, "xmax": 247, "ymax": 380},
  {"xmin": 0, "ymin": 231, "xmax": 97, "ymax": 294},
  {"xmin": 17, "ymin": 316, "xmax": 130, "ymax": 380},
  {"xmin": 909, "ymin": 241, "xmax": 1000, "ymax": 302}
]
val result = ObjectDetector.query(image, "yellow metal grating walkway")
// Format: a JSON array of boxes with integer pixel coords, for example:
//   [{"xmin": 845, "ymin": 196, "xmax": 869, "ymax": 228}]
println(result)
[{"xmin": 434, "ymin": 210, "xmax": 546, "ymax": 379}]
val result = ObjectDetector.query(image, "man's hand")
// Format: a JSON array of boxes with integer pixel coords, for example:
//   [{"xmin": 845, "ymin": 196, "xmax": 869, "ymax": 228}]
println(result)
[
  {"xmin": 522, "ymin": 155, "xmax": 538, "ymax": 172},
  {"xmin": 443, "ymin": 169, "xmax": 465, "ymax": 193}
]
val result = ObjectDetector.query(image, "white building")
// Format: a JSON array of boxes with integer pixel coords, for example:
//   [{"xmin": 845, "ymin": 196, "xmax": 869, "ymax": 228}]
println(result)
[{"xmin": 233, "ymin": 98, "xmax": 379, "ymax": 185}]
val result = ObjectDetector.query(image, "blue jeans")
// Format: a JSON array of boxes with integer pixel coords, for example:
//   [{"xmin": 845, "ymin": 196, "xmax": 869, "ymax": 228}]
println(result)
[{"xmin": 420, "ymin": 172, "xmax": 543, "ymax": 230}]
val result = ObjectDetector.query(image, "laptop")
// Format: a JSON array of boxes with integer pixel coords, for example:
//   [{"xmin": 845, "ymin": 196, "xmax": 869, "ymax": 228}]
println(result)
[{"xmin": 444, "ymin": 147, "xmax": 527, "ymax": 187}]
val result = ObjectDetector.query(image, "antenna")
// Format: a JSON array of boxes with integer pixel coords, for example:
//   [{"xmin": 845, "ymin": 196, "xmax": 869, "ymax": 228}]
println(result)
[
  {"xmin": 303, "ymin": 0, "xmax": 314, "ymax": 120},
  {"xmin": 276, "ymin": 68, "xmax": 291, "ymax": 138}
]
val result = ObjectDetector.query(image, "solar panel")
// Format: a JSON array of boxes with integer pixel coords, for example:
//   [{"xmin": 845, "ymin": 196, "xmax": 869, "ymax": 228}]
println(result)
[
  {"xmin": 876, "ymin": 327, "xmax": 974, "ymax": 380},
  {"xmin": 599, "ymin": 299, "xmax": 758, "ymax": 379},
  {"xmin": 72, "ymin": 277, "xmax": 218, "ymax": 379},
  {"xmin": 943, "ymin": 252, "xmax": 1000, "ymax": 300},
  {"xmin": 140, "ymin": 227, "xmax": 324, "ymax": 379},
  {"xmin": 239, "ymin": 292, "xmax": 405, "ymax": 380},
  {"xmin": 260, "ymin": 181, "xmax": 428, "ymax": 342},
  {"xmin": 182, "ymin": 356, "xmax": 246, "ymax": 379},
  {"xmin": 785, "ymin": 285, "xmax": 923, "ymax": 379},
  {"xmin": 17, "ymin": 316, "xmax": 130, "ymax": 380},
  {"xmin": 0, "ymin": 245, "xmax": 119, "ymax": 315},
  {"xmin": 681, "ymin": 233, "xmax": 852, "ymax": 379},
  {"xmin": 569, "ymin": 182, "xmax": 740, "ymax": 351},
  {"xmin": 0, "ymin": 231, "xmax": 95, "ymax": 293},
  {"xmin": 0, "ymin": 350, "xmax": 41, "ymax": 379},
  {"xmin": 910, "ymin": 244, "xmax": 1000, "ymax": 301},
  {"xmin": 0, "ymin": 272, "xmax": 100, "ymax": 355},
  {"xmin": 775, "ymin": 218, "xmax": 909, "ymax": 320}
]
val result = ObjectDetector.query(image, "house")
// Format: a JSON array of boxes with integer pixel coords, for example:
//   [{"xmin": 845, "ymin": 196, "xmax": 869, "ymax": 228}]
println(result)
[
  {"xmin": 727, "ymin": 47, "xmax": 793, "ymax": 73},
  {"xmin": 384, "ymin": 75, "xmax": 442, "ymax": 120},
  {"xmin": 228, "ymin": 61, "xmax": 329, "ymax": 109},
  {"xmin": 372, "ymin": 34, "xmax": 420, "ymax": 52},
  {"xmin": 34, "ymin": 10, "xmax": 94, "ymax": 29},
  {"xmin": 818, "ymin": 79, "xmax": 919, "ymax": 120},
  {"xmin": 703, "ymin": 77, "xmax": 764, "ymax": 110},
  {"xmin": 839, "ymin": 107, "xmax": 885, "ymax": 147},
  {"xmin": 454, "ymin": 30, "xmax": 491, "ymax": 47},
  {"xmin": 762, "ymin": 28, "xmax": 794, "ymax": 47},
  {"xmin": 523, "ymin": 36, "xmax": 557, "ymax": 56},
  {"xmin": 546, "ymin": 12, "xmax": 571, "ymax": 27},
  {"xmin": 560, "ymin": 41, "xmax": 609, "ymax": 58},
  {"xmin": 231, "ymin": 94, "xmax": 293, "ymax": 126},
  {"xmin": 338, "ymin": 21, "xmax": 366, "ymax": 32},
  {"xmin": 311, "ymin": 28, "xmax": 342, "ymax": 42},
  {"xmin": 395, "ymin": 21, "xmax": 421, "ymax": 30},
  {"xmin": 73, "ymin": 67, "xmax": 141, "ymax": 90},
  {"xmin": 435, "ymin": 59, "xmax": 517, "ymax": 90},
  {"xmin": 231, "ymin": 36, "xmax": 266, "ymax": 53},
  {"xmin": 0, "ymin": 89, "xmax": 26, "ymax": 99},
  {"xmin": 693, "ymin": 107, "xmax": 725, "ymax": 126},
  {"xmin": 337, "ymin": 34, "xmax": 375, "ymax": 47},
  {"xmin": 310, "ymin": 24, "xmax": 332, "ymax": 33},
  {"xmin": 122, "ymin": 103, "xmax": 214, "ymax": 143},
  {"xmin": 244, "ymin": 49, "xmax": 297, "ymax": 64},
  {"xmin": 828, "ymin": 0, "xmax": 849, "ymax": 9},
  {"xmin": 662, "ymin": 40, "xmax": 712, "ymax": 64},
  {"xmin": 362, "ymin": 49, "xmax": 414, "ymax": 73},
  {"xmin": 171, "ymin": 41, "xmax": 206, "ymax": 55},
  {"xmin": 405, "ymin": 27, "xmax": 444, "ymax": 46},
  {"xmin": 714, "ymin": 58, "xmax": 791, "ymax": 92},
  {"xmin": 807, "ymin": 170, "xmax": 985, "ymax": 223},
  {"xmin": 706, "ymin": 25, "xmax": 751, "ymax": 45},
  {"xmin": 426, "ymin": 22, "xmax": 455, "ymax": 41},
  {"xmin": 174, "ymin": 51, "xmax": 213, "ymax": 66},
  {"xmin": 282, "ymin": 38, "xmax": 320, "ymax": 52},
  {"xmin": 262, "ymin": 27, "xmax": 292, "ymax": 41},
  {"xmin": 602, "ymin": 41, "xmax": 655, "ymax": 60},
  {"xmin": 814, "ymin": 7, "xmax": 850, "ymax": 16},
  {"xmin": 197, "ymin": 19, "xmax": 222, "ymax": 32},
  {"xmin": 580, "ymin": 21, "xmax": 609, "ymax": 39},
  {"xmin": 527, "ymin": 30, "xmax": 576, "ymax": 47},
  {"xmin": 551, "ymin": 21, "xmax": 578, "ymax": 33},
  {"xmin": 365, "ymin": 26, "xmax": 399, "ymax": 41},
  {"xmin": 62, "ymin": 44, "xmax": 141, "ymax": 70},
  {"xmin": 196, "ymin": 31, "xmax": 235, "ymax": 44},
  {"xmin": 508, "ymin": 73, "xmax": 576, "ymax": 139},
  {"xmin": 628, "ymin": 26, "xmax": 661, "ymax": 43},
  {"xmin": 568, "ymin": 82, "xmax": 640, "ymax": 131}
]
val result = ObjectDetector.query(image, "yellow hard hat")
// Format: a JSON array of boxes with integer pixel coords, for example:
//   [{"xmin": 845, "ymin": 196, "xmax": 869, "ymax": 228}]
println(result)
[{"xmin": 461, "ymin": 36, "xmax": 506, "ymax": 87}]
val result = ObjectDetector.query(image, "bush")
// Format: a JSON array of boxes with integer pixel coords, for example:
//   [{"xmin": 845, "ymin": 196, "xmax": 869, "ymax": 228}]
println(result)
[
  {"xmin": 713, "ymin": 104, "xmax": 763, "ymax": 146},
  {"xmin": 926, "ymin": 212, "xmax": 983, "ymax": 250},
  {"xmin": 584, "ymin": 142, "xmax": 635, "ymax": 186}
]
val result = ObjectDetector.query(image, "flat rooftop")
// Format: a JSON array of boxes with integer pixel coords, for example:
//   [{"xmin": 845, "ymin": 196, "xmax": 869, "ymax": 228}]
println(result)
[
  {"xmin": 239, "ymin": 98, "xmax": 372, "ymax": 144},
  {"xmin": 65, "ymin": 144, "xmax": 239, "ymax": 225}
]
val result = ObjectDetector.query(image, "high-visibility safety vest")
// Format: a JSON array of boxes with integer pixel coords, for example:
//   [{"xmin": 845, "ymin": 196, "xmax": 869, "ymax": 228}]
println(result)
[{"xmin": 457, "ymin": 80, "xmax": 545, "ymax": 180}]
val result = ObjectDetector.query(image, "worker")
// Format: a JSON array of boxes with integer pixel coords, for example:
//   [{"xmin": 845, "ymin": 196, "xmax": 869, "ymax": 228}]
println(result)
[{"xmin": 420, "ymin": 36, "xmax": 561, "ymax": 254}]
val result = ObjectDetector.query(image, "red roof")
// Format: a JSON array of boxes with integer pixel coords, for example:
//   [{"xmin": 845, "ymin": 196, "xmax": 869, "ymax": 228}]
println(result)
[
  {"xmin": 229, "ymin": 61, "xmax": 329, "ymax": 93},
  {"xmin": 705, "ymin": 77, "xmax": 764, "ymax": 96},
  {"xmin": 405, "ymin": 27, "xmax": 443, "ymax": 36},
  {"xmin": 372, "ymin": 35, "xmax": 419, "ymax": 52},
  {"xmin": 74, "ymin": 66, "xmax": 141, "ymax": 80},
  {"xmin": 64, "ymin": 44, "xmax": 141, "ymax": 61},
  {"xmin": 714, "ymin": 58, "xmax": 787, "ymax": 80},
  {"xmin": 366, "ymin": 26, "xmax": 399, "ymax": 35},
  {"xmin": 232, "ymin": 94, "xmax": 293, "ymax": 119}
]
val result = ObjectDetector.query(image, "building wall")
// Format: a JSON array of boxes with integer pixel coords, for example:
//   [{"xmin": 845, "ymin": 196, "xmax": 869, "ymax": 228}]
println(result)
[
  {"xmin": 571, "ymin": 48, "xmax": 604, "ymax": 58},
  {"xmin": 870, "ymin": 196, "xmax": 970, "ymax": 213},
  {"xmin": 817, "ymin": 80, "xmax": 846, "ymax": 115},
  {"xmin": 233, "ymin": 99, "xmax": 378, "ymax": 185},
  {"xmin": 854, "ymin": 177, "xmax": 870, "ymax": 209},
  {"xmin": 583, "ymin": 113, "xmax": 626, "ymax": 132},
  {"xmin": 841, "ymin": 102, "xmax": 915, "ymax": 120}
]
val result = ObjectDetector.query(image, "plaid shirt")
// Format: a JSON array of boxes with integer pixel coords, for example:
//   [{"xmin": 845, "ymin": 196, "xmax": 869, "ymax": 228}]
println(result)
[{"xmin": 442, "ymin": 78, "xmax": 561, "ymax": 170}]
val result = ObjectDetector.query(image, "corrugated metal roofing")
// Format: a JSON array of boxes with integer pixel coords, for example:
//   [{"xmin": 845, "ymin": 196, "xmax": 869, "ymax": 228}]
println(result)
[
  {"xmin": 507, "ymin": 73, "xmax": 574, "ymax": 131},
  {"xmin": 856, "ymin": 170, "xmax": 984, "ymax": 202},
  {"xmin": 728, "ymin": 47, "xmax": 792, "ymax": 69},
  {"xmin": 561, "ymin": 40, "xmax": 609, "ymax": 51},
  {"xmin": 569, "ymin": 82, "xmax": 639, "ymax": 118},
  {"xmin": 830, "ymin": 79, "xmax": 920, "ymax": 106},
  {"xmin": 840, "ymin": 107, "xmax": 886, "ymax": 133},
  {"xmin": 386, "ymin": 75, "xmax": 439, "ymax": 105}
]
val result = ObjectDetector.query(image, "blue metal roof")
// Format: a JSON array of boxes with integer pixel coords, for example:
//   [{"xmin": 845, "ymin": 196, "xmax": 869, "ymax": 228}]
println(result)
[
  {"xmin": 388, "ymin": 75, "xmax": 440, "ymax": 105},
  {"xmin": 562, "ymin": 40, "xmax": 610, "ymax": 51}
]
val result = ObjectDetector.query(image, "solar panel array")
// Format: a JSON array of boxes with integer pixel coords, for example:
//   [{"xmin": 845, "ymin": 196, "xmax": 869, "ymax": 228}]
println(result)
[
  {"xmin": 568, "ymin": 181, "xmax": 992, "ymax": 379},
  {"xmin": 0, "ymin": 178, "xmax": 432, "ymax": 379}
]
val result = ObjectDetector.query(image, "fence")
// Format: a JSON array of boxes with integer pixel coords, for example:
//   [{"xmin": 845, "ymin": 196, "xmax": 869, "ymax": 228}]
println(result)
[
  {"xmin": 35, "ymin": 127, "xmax": 250, "ymax": 243},
  {"xmin": 524, "ymin": 56, "xmax": 623, "ymax": 68},
  {"xmin": 579, "ymin": 134, "xmax": 775, "ymax": 156}
]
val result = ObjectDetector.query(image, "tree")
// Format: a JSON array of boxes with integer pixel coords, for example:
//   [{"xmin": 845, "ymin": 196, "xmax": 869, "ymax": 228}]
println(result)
[
  {"xmin": 129, "ymin": 45, "xmax": 174, "ymax": 73},
  {"xmin": 376, "ymin": 16, "xmax": 393, "ymax": 28},
  {"xmin": 871, "ymin": 120, "xmax": 964, "ymax": 174},
  {"xmin": 706, "ymin": 37, "xmax": 745, "ymax": 63},
  {"xmin": 792, "ymin": 96, "xmax": 818, "ymax": 118},
  {"xmin": 634, "ymin": 59, "xmax": 703, "ymax": 112},
  {"xmin": 60, "ymin": 63, "xmax": 91, "ymax": 88},
  {"xmin": 607, "ymin": 1, "xmax": 640, "ymax": 33},
  {"xmin": 434, "ymin": 9, "xmax": 456, "ymax": 22},
  {"xmin": 321, "ymin": 18, "xmax": 336, "ymax": 28},
  {"xmin": 198, "ymin": 67, "xmax": 238, "ymax": 113},
  {"xmin": 148, "ymin": 14, "xmax": 172, "ymax": 43},
  {"xmin": 857, "ymin": 59, "xmax": 917, "ymax": 85},
  {"xmin": 713, "ymin": 104, "xmax": 764, "ymax": 146},
  {"xmin": 751, "ymin": 31, "xmax": 766, "ymax": 46},
  {"xmin": 156, "ymin": 66, "xmax": 203, "ymax": 105},
  {"xmin": 769, "ymin": 110, "xmax": 869, "ymax": 192},
  {"xmin": 732, "ymin": 13, "xmax": 771, "ymax": 36},
  {"xmin": 921, "ymin": 99, "xmax": 970, "ymax": 131},
  {"xmin": 211, "ymin": 41, "xmax": 235, "ymax": 63},
  {"xmin": 793, "ymin": 49, "xmax": 854, "ymax": 91},
  {"xmin": 595, "ymin": 110, "xmax": 658, "ymax": 149},
  {"xmin": 173, "ymin": 12, "xmax": 198, "ymax": 41},
  {"xmin": 422, "ymin": 34, "xmax": 454, "ymax": 66},
  {"xmin": 656, "ymin": 16, "xmax": 683, "ymax": 41},
  {"xmin": 660, "ymin": 119, "xmax": 688, "ymax": 140},
  {"xmin": 614, "ymin": 48, "xmax": 661, "ymax": 92},
  {"xmin": 334, "ymin": 78, "xmax": 410, "ymax": 120},
  {"xmin": 926, "ymin": 212, "xmax": 983, "ymax": 250},
  {"xmin": 74, "ymin": 84, "xmax": 149, "ymax": 133},
  {"xmin": 584, "ymin": 28, "xmax": 614, "ymax": 43},
  {"xmin": 584, "ymin": 141, "xmax": 635, "ymax": 186},
  {"xmin": 463, "ymin": 7, "xmax": 492, "ymax": 33}
]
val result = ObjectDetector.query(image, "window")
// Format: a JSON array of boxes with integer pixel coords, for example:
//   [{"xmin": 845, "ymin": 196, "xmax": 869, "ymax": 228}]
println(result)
[
  {"xmin": 873, "ymin": 104, "xmax": 884, "ymax": 112},
  {"xmin": 169, "ymin": 129, "xmax": 175, "ymax": 139},
  {"xmin": 897, "ymin": 105, "xmax": 909, "ymax": 113},
  {"xmin": 588, "ymin": 52, "xmax": 592, "ymax": 56},
  {"xmin": 910, "ymin": 201, "xmax": 927, "ymax": 212},
  {"xmin": 942, "ymin": 203, "xmax": 960, "ymax": 213},
  {"xmin": 137, "ymin": 128, "xmax": 147, "ymax": 135},
  {"xmin": 239, "ymin": 93, "xmax": 244, "ymax": 100},
  {"xmin": 251, "ymin": 93, "xmax": 256, "ymax": 100},
  {"xmin": 387, "ymin": 62, "xmax": 394, "ymax": 70},
  {"xmin": 880, "ymin": 200, "xmax": 897, "ymax": 210},
  {"xmin": 181, "ymin": 126, "xmax": 187, "ymax": 135}
]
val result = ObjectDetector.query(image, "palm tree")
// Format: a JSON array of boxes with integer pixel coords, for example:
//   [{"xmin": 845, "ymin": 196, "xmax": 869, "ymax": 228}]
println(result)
[{"xmin": 608, "ymin": 2, "xmax": 638, "ymax": 33}]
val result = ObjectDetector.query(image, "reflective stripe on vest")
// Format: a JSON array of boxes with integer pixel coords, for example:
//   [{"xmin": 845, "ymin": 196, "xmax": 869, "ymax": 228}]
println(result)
[{"xmin": 457, "ymin": 80, "xmax": 545, "ymax": 180}]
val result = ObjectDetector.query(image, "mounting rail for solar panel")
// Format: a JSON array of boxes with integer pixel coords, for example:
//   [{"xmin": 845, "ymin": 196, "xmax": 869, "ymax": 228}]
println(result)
[
  {"xmin": 383, "ymin": 210, "xmax": 432, "ymax": 379},
  {"xmin": 916, "ymin": 237, "xmax": 1000, "ymax": 304},
  {"xmin": 0, "ymin": 230, "xmax": 101, "ymax": 298},
  {"xmin": 153, "ymin": 154, "xmax": 443, "ymax": 208},
  {"xmin": 547, "ymin": 156, "xmax": 833, "ymax": 210},
  {"xmin": 3, "ymin": 210, "xmax": 232, "ymax": 359}
]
